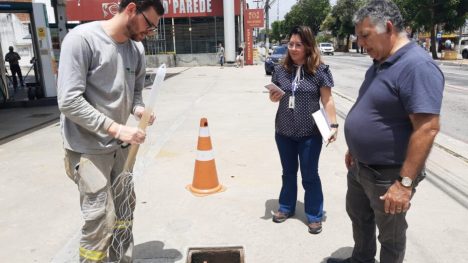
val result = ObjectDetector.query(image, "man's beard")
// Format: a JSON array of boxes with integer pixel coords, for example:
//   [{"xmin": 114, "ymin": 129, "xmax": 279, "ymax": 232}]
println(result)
[{"xmin": 126, "ymin": 19, "xmax": 144, "ymax": 42}]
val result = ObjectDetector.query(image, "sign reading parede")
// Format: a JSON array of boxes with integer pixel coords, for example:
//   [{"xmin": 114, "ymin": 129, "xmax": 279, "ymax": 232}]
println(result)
[
  {"xmin": 66, "ymin": 0, "xmax": 240, "ymax": 21},
  {"xmin": 164, "ymin": 0, "xmax": 213, "ymax": 16}
]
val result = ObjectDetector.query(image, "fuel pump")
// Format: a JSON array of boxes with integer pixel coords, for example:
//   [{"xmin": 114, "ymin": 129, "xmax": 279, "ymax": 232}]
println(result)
[{"xmin": 0, "ymin": 2, "xmax": 57, "ymax": 101}]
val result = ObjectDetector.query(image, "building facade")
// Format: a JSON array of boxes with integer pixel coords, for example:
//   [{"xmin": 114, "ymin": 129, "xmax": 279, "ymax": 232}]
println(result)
[{"xmin": 65, "ymin": 0, "xmax": 245, "ymax": 58}]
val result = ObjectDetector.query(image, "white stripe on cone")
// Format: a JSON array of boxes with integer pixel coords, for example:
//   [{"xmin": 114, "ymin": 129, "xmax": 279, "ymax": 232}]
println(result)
[
  {"xmin": 197, "ymin": 150, "xmax": 214, "ymax": 161},
  {"xmin": 199, "ymin": 127, "xmax": 210, "ymax": 137}
]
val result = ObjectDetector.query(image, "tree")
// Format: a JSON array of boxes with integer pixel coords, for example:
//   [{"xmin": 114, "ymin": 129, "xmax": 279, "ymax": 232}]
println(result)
[
  {"xmin": 271, "ymin": 20, "xmax": 286, "ymax": 43},
  {"xmin": 321, "ymin": 0, "xmax": 366, "ymax": 52},
  {"xmin": 394, "ymin": 0, "xmax": 468, "ymax": 59},
  {"xmin": 283, "ymin": 0, "xmax": 331, "ymax": 35}
]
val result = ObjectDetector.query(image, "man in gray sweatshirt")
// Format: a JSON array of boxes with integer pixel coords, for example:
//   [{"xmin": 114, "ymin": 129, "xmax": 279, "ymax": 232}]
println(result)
[{"xmin": 57, "ymin": 1, "xmax": 164, "ymax": 262}]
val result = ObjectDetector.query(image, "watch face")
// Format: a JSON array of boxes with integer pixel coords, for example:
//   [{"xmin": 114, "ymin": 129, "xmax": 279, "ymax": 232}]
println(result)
[{"xmin": 401, "ymin": 177, "xmax": 413, "ymax": 187}]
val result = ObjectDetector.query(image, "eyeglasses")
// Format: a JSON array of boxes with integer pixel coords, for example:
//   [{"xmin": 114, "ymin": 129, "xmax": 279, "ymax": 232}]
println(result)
[
  {"xmin": 138, "ymin": 8, "xmax": 158, "ymax": 33},
  {"xmin": 288, "ymin": 42, "xmax": 304, "ymax": 49}
]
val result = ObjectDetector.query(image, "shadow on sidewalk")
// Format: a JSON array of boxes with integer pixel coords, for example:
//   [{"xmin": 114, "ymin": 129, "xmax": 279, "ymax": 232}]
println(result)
[
  {"xmin": 134, "ymin": 240, "xmax": 183, "ymax": 262},
  {"xmin": 320, "ymin": 247, "xmax": 381, "ymax": 263}
]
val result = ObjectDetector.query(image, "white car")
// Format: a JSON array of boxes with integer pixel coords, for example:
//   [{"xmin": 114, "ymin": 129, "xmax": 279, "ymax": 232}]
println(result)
[
  {"xmin": 319, "ymin": 42, "xmax": 335, "ymax": 55},
  {"xmin": 460, "ymin": 38, "xmax": 468, "ymax": 59}
]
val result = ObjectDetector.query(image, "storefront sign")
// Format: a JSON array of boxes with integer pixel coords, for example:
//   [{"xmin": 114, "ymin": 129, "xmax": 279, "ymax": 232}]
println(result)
[
  {"xmin": 66, "ymin": 0, "xmax": 240, "ymax": 21},
  {"xmin": 244, "ymin": 27, "xmax": 253, "ymax": 65},
  {"xmin": 244, "ymin": 9, "xmax": 264, "ymax": 28},
  {"xmin": 243, "ymin": 9, "xmax": 263, "ymax": 65},
  {"xmin": 163, "ymin": 0, "xmax": 217, "ymax": 17}
]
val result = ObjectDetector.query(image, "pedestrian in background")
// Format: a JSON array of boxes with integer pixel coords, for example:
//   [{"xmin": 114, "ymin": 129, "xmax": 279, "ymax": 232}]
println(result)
[
  {"xmin": 327, "ymin": 1, "xmax": 444, "ymax": 262},
  {"xmin": 4, "ymin": 46, "xmax": 24, "ymax": 91},
  {"xmin": 57, "ymin": 0, "xmax": 164, "ymax": 262},
  {"xmin": 236, "ymin": 45, "xmax": 244, "ymax": 68},
  {"xmin": 268, "ymin": 25, "xmax": 338, "ymax": 234},
  {"xmin": 217, "ymin": 42, "xmax": 225, "ymax": 68}
]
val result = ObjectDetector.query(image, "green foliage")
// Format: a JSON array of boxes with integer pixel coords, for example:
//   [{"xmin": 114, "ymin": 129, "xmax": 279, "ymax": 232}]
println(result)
[
  {"xmin": 321, "ymin": 0, "xmax": 366, "ymax": 51},
  {"xmin": 328, "ymin": 0, "xmax": 366, "ymax": 38},
  {"xmin": 394, "ymin": 0, "xmax": 468, "ymax": 58},
  {"xmin": 316, "ymin": 34, "xmax": 333, "ymax": 44},
  {"xmin": 395, "ymin": 0, "xmax": 468, "ymax": 32},
  {"xmin": 283, "ymin": 0, "xmax": 332, "ymax": 35},
  {"xmin": 271, "ymin": 20, "xmax": 287, "ymax": 42}
]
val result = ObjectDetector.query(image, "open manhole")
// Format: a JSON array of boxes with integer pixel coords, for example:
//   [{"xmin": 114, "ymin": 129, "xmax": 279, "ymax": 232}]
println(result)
[{"xmin": 186, "ymin": 246, "xmax": 244, "ymax": 263}]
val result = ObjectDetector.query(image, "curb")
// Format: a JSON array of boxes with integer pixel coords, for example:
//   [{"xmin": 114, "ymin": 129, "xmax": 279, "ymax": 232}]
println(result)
[
  {"xmin": 436, "ymin": 61, "xmax": 468, "ymax": 69},
  {"xmin": 0, "ymin": 97, "xmax": 57, "ymax": 109}
]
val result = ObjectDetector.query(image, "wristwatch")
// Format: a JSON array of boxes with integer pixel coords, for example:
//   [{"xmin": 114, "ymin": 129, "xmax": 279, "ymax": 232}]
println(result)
[
  {"xmin": 399, "ymin": 176, "xmax": 414, "ymax": 188},
  {"xmin": 330, "ymin": 123, "xmax": 339, "ymax": 128}
]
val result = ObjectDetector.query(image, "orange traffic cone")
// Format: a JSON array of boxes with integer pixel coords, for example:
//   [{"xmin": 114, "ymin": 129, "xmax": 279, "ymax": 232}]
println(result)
[{"xmin": 186, "ymin": 118, "xmax": 225, "ymax": 196}]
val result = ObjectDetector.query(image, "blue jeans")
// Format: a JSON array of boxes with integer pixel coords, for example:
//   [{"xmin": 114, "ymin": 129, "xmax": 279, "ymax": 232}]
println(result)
[{"xmin": 275, "ymin": 133, "xmax": 323, "ymax": 223}]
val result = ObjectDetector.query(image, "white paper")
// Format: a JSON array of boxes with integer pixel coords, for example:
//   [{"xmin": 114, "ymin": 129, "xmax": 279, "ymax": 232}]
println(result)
[{"xmin": 312, "ymin": 108, "xmax": 331, "ymax": 143}]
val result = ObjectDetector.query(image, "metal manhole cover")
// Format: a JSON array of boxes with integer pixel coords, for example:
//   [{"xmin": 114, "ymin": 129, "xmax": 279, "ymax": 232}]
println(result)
[
  {"xmin": 28, "ymin": 113, "xmax": 53, "ymax": 118},
  {"xmin": 187, "ymin": 246, "xmax": 244, "ymax": 263}
]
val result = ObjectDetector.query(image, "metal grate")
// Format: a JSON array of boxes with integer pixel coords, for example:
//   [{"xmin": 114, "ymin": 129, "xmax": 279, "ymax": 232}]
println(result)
[{"xmin": 186, "ymin": 246, "xmax": 244, "ymax": 263}]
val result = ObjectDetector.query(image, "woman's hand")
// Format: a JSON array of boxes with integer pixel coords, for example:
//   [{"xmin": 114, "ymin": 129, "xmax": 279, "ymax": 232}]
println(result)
[
  {"xmin": 269, "ymin": 88, "xmax": 284, "ymax": 102},
  {"xmin": 326, "ymin": 127, "xmax": 338, "ymax": 146}
]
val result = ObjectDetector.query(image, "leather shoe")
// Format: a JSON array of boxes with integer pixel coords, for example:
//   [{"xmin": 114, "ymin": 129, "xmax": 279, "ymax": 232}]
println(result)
[
  {"xmin": 272, "ymin": 211, "xmax": 293, "ymax": 223},
  {"xmin": 308, "ymin": 221, "xmax": 322, "ymax": 234},
  {"xmin": 327, "ymin": 258, "xmax": 351, "ymax": 263}
]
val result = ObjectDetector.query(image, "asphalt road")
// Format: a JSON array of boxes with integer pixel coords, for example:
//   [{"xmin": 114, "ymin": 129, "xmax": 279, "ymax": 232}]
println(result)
[{"xmin": 323, "ymin": 53, "xmax": 468, "ymax": 143}]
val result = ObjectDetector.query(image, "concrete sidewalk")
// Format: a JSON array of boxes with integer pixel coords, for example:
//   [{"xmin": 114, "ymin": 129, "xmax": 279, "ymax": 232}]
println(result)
[
  {"xmin": 0, "ymin": 67, "xmax": 189, "ymax": 145},
  {"xmin": 0, "ymin": 64, "xmax": 467, "ymax": 263}
]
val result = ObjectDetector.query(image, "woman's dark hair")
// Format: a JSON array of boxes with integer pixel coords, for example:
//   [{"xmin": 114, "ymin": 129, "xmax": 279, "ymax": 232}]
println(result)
[
  {"xmin": 119, "ymin": 0, "xmax": 165, "ymax": 16},
  {"xmin": 283, "ymin": 25, "xmax": 322, "ymax": 74}
]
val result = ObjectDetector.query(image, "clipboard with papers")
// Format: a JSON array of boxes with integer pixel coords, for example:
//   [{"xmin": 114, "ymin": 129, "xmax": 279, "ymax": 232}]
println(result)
[{"xmin": 312, "ymin": 108, "xmax": 331, "ymax": 144}]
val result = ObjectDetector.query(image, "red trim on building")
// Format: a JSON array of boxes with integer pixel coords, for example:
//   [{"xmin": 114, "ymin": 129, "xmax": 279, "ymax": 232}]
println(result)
[{"xmin": 66, "ymin": 0, "xmax": 241, "ymax": 21}]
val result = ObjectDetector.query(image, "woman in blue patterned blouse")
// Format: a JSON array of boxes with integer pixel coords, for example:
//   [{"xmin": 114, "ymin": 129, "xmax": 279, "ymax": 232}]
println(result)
[{"xmin": 268, "ymin": 25, "xmax": 338, "ymax": 234}]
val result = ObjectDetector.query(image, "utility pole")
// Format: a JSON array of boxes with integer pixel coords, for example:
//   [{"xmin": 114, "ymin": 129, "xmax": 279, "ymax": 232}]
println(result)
[
  {"xmin": 240, "ymin": 0, "xmax": 244, "ymax": 45},
  {"xmin": 264, "ymin": 0, "xmax": 277, "ymax": 56},
  {"xmin": 265, "ymin": 0, "xmax": 270, "ymax": 56},
  {"xmin": 277, "ymin": 0, "xmax": 279, "ymax": 22}
]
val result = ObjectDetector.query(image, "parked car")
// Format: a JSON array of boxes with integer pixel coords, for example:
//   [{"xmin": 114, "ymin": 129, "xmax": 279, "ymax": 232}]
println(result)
[
  {"xmin": 319, "ymin": 42, "xmax": 334, "ymax": 55},
  {"xmin": 264, "ymin": 45, "xmax": 287, "ymax": 75},
  {"xmin": 460, "ymin": 38, "xmax": 468, "ymax": 59}
]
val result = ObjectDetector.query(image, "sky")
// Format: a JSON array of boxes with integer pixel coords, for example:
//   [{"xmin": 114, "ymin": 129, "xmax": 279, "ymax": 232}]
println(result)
[{"xmin": 247, "ymin": 0, "xmax": 337, "ymax": 27}]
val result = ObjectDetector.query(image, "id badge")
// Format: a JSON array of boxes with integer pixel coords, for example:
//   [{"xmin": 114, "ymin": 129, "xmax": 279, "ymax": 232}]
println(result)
[{"xmin": 288, "ymin": 96, "xmax": 295, "ymax": 109}]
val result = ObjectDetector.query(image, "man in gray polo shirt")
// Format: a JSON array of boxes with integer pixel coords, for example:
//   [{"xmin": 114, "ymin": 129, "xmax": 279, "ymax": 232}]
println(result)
[
  {"xmin": 57, "ymin": 1, "xmax": 164, "ymax": 262},
  {"xmin": 328, "ymin": 1, "xmax": 444, "ymax": 263}
]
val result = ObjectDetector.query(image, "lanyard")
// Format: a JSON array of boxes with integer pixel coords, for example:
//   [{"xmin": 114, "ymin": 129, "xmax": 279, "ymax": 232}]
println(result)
[{"xmin": 291, "ymin": 66, "xmax": 302, "ymax": 97}]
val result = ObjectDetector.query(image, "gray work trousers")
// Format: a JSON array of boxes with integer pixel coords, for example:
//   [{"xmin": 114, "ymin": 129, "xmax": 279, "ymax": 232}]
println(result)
[
  {"xmin": 346, "ymin": 160, "xmax": 423, "ymax": 263},
  {"xmin": 64, "ymin": 147, "xmax": 134, "ymax": 263}
]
